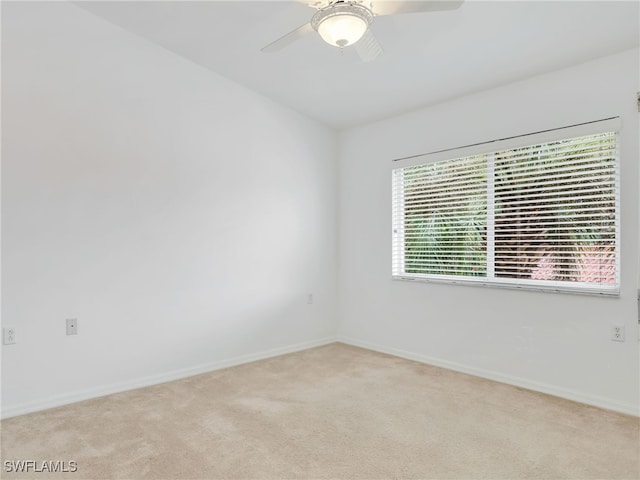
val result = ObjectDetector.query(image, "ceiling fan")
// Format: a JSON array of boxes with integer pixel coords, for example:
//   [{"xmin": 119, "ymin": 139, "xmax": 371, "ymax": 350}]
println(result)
[{"xmin": 261, "ymin": 0, "xmax": 464, "ymax": 62}]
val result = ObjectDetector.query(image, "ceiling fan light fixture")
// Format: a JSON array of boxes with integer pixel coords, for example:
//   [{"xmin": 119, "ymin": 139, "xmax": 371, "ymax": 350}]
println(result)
[{"xmin": 311, "ymin": 3, "xmax": 373, "ymax": 48}]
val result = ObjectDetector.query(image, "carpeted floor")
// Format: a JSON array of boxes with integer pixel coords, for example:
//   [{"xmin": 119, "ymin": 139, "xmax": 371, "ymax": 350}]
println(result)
[{"xmin": 1, "ymin": 343, "xmax": 638, "ymax": 479}]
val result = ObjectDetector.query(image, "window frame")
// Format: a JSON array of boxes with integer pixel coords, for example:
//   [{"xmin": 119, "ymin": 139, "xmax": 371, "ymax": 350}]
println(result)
[{"xmin": 391, "ymin": 118, "xmax": 621, "ymax": 296}]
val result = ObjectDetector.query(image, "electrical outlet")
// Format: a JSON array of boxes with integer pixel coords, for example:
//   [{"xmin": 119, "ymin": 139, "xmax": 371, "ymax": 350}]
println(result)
[
  {"xmin": 66, "ymin": 318, "xmax": 78, "ymax": 336},
  {"xmin": 611, "ymin": 325, "xmax": 625, "ymax": 342},
  {"xmin": 307, "ymin": 293, "xmax": 314, "ymax": 305},
  {"xmin": 3, "ymin": 327, "xmax": 16, "ymax": 345}
]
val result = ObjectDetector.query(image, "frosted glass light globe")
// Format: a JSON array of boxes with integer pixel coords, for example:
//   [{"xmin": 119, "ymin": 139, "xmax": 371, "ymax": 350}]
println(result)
[
  {"xmin": 317, "ymin": 14, "xmax": 368, "ymax": 48},
  {"xmin": 311, "ymin": 4, "xmax": 373, "ymax": 48}
]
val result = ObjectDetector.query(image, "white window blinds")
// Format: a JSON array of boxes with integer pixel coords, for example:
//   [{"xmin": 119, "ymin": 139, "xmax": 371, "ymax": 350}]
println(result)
[{"xmin": 392, "ymin": 120, "xmax": 619, "ymax": 295}]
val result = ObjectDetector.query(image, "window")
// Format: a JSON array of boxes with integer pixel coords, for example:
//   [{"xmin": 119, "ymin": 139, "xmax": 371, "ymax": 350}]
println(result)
[{"xmin": 392, "ymin": 120, "xmax": 619, "ymax": 295}]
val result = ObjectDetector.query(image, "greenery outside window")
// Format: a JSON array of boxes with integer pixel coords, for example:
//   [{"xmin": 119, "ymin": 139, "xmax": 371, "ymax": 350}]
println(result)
[{"xmin": 391, "ymin": 119, "xmax": 620, "ymax": 295}]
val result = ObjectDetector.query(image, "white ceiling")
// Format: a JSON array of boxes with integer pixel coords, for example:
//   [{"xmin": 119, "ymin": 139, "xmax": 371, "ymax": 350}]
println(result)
[{"xmin": 76, "ymin": 1, "xmax": 639, "ymax": 129}]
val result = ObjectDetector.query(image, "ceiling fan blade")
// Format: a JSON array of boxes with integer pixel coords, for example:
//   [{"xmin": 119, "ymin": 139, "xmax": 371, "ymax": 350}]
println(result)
[
  {"xmin": 296, "ymin": 0, "xmax": 325, "ymax": 9},
  {"xmin": 261, "ymin": 23, "xmax": 314, "ymax": 53},
  {"xmin": 373, "ymin": 0, "xmax": 464, "ymax": 16},
  {"xmin": 355, "ymin": 29, "xmax": 384, "ymax": 62}
]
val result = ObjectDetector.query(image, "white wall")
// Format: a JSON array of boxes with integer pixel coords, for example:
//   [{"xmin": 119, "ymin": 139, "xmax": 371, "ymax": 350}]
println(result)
[
  {"xmin": 1, "ymin": 2, "xmax": 338, "ymax": 417},
  {"xmin": 338, "ymin": 49, "xmax": 640, "ymax": 415}
]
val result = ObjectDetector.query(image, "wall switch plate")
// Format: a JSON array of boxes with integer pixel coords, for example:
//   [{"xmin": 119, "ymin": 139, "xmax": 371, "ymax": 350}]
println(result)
[
  {"xmin": 611, "ymin": 325, "xmax": 625, "ymax": 342},
  {"xmin": 3, "ymin": 327, "xmax": 16, "ymax": 345},
  {"xmin": 307, "ymin": 294, "xmax": 313, "ymax": 305},
  {"xmin": 66, "ymin": 318, "xmax": 78, "ymax": 336}
]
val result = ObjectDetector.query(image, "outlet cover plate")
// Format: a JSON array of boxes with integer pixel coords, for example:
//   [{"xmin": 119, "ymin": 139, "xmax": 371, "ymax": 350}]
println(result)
[
  {"xmin": 3, "ymin": 327, "xmax": 16, "ymax": 345},
  {"xmin": 66, "ymin": 319, "xmax": 78, "ymax": 336},
  {"xmin": 611, "ymin": 325, "xmax": 625, "ymax": 342}
]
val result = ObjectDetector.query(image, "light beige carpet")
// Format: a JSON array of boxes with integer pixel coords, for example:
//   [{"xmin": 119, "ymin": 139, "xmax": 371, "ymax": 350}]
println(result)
[{"xmin": 1, "ymin": 343, "xmax": 638, "ymax": 479}]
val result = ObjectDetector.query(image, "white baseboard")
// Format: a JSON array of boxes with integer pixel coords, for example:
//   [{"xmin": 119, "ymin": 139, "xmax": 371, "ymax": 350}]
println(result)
[
  {"xmin": 338, "ymin": 336, "xmax": 640, "ymax": 417},
  {"xmin": 6, "ymin": 336, "xmax": 637, "ymax": 419},
  {"xmin": 1, "ymin": 336, "xmax": 337, "ymax": 419}
]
